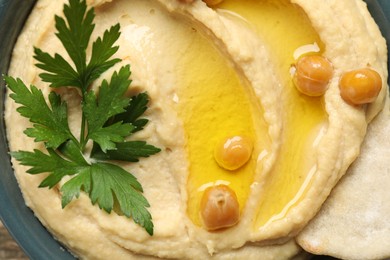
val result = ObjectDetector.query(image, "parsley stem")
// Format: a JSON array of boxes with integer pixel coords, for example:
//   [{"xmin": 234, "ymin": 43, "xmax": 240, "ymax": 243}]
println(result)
[
  {"xmin": 78, "ymin": 87, "xmax": 89, "ymax": 150},
  {"xmin": 79, "ymin": 107, "xmax": 87, "ymax": 150},
  {"xmin": 70, "ymin": 134, "xmax": 81, "ymax": 149}
]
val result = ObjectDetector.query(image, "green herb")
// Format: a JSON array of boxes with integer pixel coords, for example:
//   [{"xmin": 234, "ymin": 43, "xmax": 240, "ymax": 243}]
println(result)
[{"xmin": 5, "ymin": 0, "xmax": 160, "ymax": 235}]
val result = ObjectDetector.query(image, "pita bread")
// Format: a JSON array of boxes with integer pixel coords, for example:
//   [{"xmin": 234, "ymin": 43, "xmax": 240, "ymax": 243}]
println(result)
[{"xmin": 297, "ymin": 97, "xmax": 390, "ymax": 260}]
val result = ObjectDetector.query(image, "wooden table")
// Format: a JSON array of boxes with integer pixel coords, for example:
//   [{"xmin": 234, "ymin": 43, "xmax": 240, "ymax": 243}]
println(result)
[{"xmin": 0, "ymin": 221, "xmax": 28, "ymax": 259}]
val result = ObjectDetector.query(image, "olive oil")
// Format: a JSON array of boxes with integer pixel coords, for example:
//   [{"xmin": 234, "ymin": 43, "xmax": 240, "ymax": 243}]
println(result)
[
  {"xmin": 215, "ymin": 0, "xmax": 327, "ymax": 231},
  {"xmin": 175, "ymin": 27, "xmax": 268, "ymax": 227},
  {"xmin": 177, "ymin": 0, "xmax": 327, "ymax": 231}
]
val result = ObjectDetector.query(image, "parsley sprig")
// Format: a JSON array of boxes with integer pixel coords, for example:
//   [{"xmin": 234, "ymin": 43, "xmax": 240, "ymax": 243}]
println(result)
[{"xmin": 5, "ymin": 0, "xmax": 160, "ymax": 235}]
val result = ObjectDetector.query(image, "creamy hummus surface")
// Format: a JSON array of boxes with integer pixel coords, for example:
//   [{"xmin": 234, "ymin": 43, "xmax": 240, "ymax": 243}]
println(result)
[{"xmin": 4, "ymin": 0, "xmax": 388, "ymax": 259}]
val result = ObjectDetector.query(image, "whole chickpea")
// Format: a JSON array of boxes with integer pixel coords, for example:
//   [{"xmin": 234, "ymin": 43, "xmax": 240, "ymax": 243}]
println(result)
[
  {"xmin": 293, "ymin": 55, "xmax": 333, "ymax": 97},
  {"xmin": 339, "ymin": 68, "xmax": 382, "ymax": 105},
  {"xmin": 214, "ymin": 136, "xmax": 253, "ymax": 171},
  {"xmin": 200, "ymin": 185, "xmax": 240, "ymax": 231}
]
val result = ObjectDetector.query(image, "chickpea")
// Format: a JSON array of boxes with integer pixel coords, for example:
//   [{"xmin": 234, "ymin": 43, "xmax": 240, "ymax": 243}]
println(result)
[
  {"xmin": 214, "ymin": 136, "xmax": 253, "ymax": 171},
  {"xmin": 200, "ymin": 185, "xmax": 240, "ymax": 231},
  {"xmin": 293, "ymin": 55, "xmax": 333, "ymax": 97},
  {"xmin": 339, "ymin": 68, "xmax": 382, "ymax": 105}
]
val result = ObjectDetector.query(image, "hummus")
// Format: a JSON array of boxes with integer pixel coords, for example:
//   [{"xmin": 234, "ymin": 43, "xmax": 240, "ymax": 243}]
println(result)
[{"xmin": 4, "ymin": 0, "xmax": 388, "ymax": 259}]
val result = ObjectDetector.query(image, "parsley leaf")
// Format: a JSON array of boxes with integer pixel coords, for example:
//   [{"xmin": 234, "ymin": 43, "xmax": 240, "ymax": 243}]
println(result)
[
  {"xmin": 34, "ymin": 48, "xmax": 80, "ymax": 88},
  {"xmin": 117, "ymin": 93, "xmax": 150, "ymax": 124},
  {"xmin": 91, "ymin": 141, "xmax": 161, "ymax": 162},
  {"xmin": 85, "ymin": 23, "xmax": 121, "ymax": 86},
  {"xmin": 55, "ymin": 0, "xmax": 95, "ymax": 73},
  {"xmin": 90, "ymin": 92, "xmax": 161, "ymax": 161},
  {"xmin": 34, "ymin": 0, "xmax": 120, "ymax": 90},
  {"xmin": 11, "ymin": 148, "xmax": 86, "ymax": 189},
  {"xmin": 114, "ymin": 92, "xmax": 150, "ymax": 133},
  {"xmin": 60, "ymin": 167, "xmax": 92, "ymax": 207},
  {"xmin": 60, "ymin": 162, "xmax": 153, "ymax": 235},
  {"xmin": 5, "ymin": 76, "xmax": 76, "ymax": 149},
  {"xmin": 5, "ymin": 0, "xmax": 160, "ymax": 235},
  {"xmin": 83, "ymin": 65, "xmax": 134, "ymax": 152},
  {"xmin": 89, "ymin": 163, "xmax": 152, "ymax": 232}
]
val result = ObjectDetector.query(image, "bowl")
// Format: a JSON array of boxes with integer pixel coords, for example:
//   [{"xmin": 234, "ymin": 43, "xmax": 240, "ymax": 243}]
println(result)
[{"xmin": 0, "ymin": 1, "xmax": 389, "ymax": 259}]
